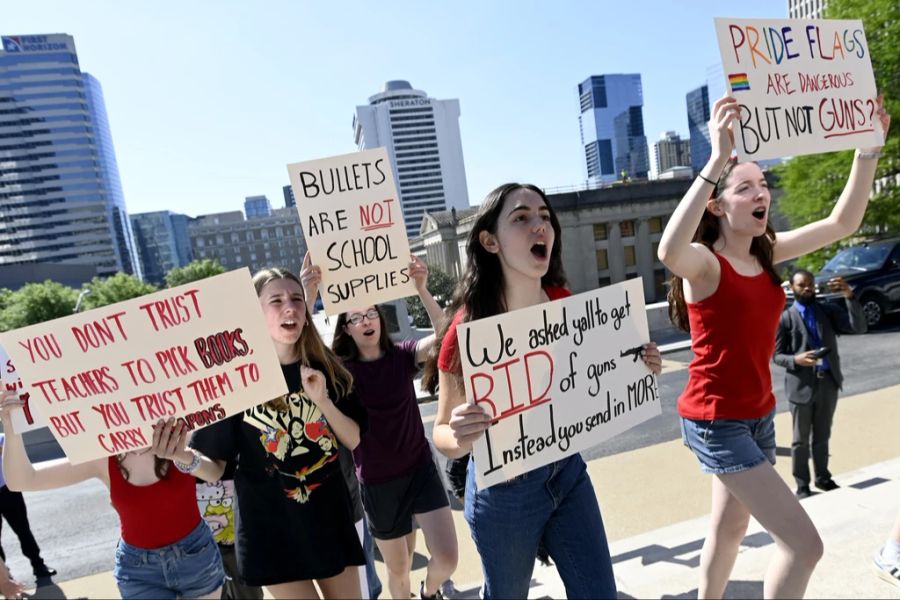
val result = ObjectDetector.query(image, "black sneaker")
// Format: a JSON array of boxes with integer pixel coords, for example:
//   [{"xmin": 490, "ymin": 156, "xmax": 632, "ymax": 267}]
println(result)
[
  {"xmin": 796, "ymin": 485, "xmax": 812, "ymax": 499},
  {"xmin": 815, "ymin": 479, "xmax": 840, "ymax": 492},
  {"xmin": 420, "ymin": 580, "xmax": 444, "ymax": 600},
  {"xmin": 34, "ymin": 564, "xmax": 57, "ymax": 577}
]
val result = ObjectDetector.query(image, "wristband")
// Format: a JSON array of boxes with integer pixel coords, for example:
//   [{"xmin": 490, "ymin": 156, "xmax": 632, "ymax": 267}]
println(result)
[
  {"xmin": 856, "ymin": 150, "xmax": 881, "ymax": 160},
  {"xmin": 174, "ymin": 449, "xmax": 201, "ymax": 474},
  {"xmin": 697, "ymin": 173, "xmax": 718, "ymax": 186}
]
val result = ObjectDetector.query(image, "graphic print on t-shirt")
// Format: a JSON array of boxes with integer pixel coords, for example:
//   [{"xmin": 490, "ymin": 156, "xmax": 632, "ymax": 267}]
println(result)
[
  {"xmin": 243, "ymin": 391, "xmax": 339, "ymax": 503},
  {"xmin": 197, "ymin": 480, "xmax": 235, "ymax": 545}
]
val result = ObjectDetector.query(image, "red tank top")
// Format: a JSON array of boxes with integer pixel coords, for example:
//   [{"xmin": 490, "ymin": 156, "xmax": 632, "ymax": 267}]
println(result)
[
  {"xmin": 678, "ymin": 253, "xmax": 785, "ymax": 420},
  {"xmin": 108, "ymin": 456, "xmax": 201, "ymax": 548}
]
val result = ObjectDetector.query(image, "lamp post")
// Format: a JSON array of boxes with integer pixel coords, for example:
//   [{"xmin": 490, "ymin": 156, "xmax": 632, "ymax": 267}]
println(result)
[{"xmin": 74, "ymin": 288, "xmax": 91, "ymax": 313}]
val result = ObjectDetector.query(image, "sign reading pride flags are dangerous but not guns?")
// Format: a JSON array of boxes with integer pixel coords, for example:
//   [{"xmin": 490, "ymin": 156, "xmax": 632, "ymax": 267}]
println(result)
[
  {"xmin": 715, "ymin": 18, "xmax": 884, "ymax": 162},
  {"xmin": 0, "ymin": 270, "xmax": 288, "ymax": 464},
  {"xmin": 458, "ymin": 278, "xmax": 661, "ymax": 489},
  {"xmin": 287, "ymin": 148, "xmax": 417, "ymax": 316}
]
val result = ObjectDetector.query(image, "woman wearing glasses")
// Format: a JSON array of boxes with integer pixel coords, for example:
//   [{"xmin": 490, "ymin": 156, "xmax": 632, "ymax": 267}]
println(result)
[{"xmin": 305, "ymin": 255, "xmax": 458, "ymax": 600}]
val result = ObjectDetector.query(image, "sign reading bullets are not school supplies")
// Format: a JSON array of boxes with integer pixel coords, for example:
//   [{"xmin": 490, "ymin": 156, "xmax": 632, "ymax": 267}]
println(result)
[
  {"xmin": 0, "ymin": 270, "xmax": 288, "ymax": 464},
  {"xmin": 287, "ymin": 148, "xmax": 416, "ymax": 316},
  {"xmin": 715, "ymin": 18, "xmax": 883, "ymax": 161},
  {"xmin": 458, "ymin": 278, "xmax": 661, "ymax": 489}
]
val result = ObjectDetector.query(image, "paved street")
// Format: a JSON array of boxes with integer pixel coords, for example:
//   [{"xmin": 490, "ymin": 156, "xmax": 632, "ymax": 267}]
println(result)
[{"xmin": 2, "ymin": 315, "xmax": 899, "ymax": 598}]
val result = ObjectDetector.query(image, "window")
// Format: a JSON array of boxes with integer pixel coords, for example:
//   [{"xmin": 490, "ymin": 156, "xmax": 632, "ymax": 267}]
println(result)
[
  {"xmin": 649, "ymin": 217, "xmax": 663, "ymax": 234},
  {"xmin": 620, "ymin": 220, "xmax": 635, "ymax": 238},
  {"xmin": 593, "ymin": 223, "xmax": 607, "ymax": 241},
  {"xmin": 654, "ymin": 268, "xmax": 669, "ymax": 301},
  {"xmin": 596, "ymin": 249, "xmax": 608, "ymax": 270},
  {"xmin": 652, "ymin": 241, "xmax": 660, "ymax": 262},
  {"xmin": 624, "ymin": 246, "xmax": 636, "ymax": 266},
  {"xmin": 598, "ymin": 276, "xmax": 611, "ymax": 288}
]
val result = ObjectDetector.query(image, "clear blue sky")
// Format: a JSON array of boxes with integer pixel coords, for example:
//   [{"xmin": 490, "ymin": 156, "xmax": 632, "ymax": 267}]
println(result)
[{"xmin": 6, "ymin": 0, "xmax": 787, "ymax": 217}]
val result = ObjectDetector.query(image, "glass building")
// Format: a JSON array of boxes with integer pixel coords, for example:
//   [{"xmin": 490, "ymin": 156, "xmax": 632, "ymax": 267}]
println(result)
[
  {"xmin": 578, "ymin": 74, "xmax": 649, "ymax": 183},
  {"xmin": 686, "ymin": 84, "xmax": 711, "ymax": 174},
  {"xmin": 130, "ymin": 211, "xmax": 193, "ymax": 285},
  {"xmin": 0, "ymin": 33, "xmax": 140, "ymax": 277},
  {"xmin": 244, "ymin": 195, "xmax": 272, "ymax": 219}
]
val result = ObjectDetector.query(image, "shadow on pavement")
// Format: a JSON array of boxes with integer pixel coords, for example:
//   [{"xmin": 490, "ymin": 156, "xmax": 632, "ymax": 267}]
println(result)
[
  {"xmin": 26, "ymin": 579, "xmax": 87, "ymax": 600},
  {"xmin": 661, "ymin": 579, "xmax": 763, "ymax": 598},
  {"xmin": 612, "ymin": 531, "xmax": 773, "ymax": 570}
]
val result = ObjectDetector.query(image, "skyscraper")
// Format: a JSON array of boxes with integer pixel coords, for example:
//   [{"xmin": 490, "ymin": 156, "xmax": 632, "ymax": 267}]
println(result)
[
  {"xmin": 282, "ymin": 184, "xmax": 295, "ymax": 208},
  {"xmin": 0, "ymin": 33, "xmax": 141, "ymax": 277},
  {"xmin": 686, "ymin": 84, "xmax": 712, "ymax": 173},
  {"xmin": 788, "ymin": 0, "xmax": 826, "ymax": 18},
  {"xmin": 244, "ymin": 195, "xmax": 272, "ymax": 219},
  {"xmin": 578, "ymin": 74, "xmax": 649, "ymax": 183},
  {"xmin": 130, "ymin": 211, "xmax": 193, "ymax": 285},
  {"xmin": 651, "ymin": 131, "xmax": 692, "ymax": 178},
  {"xmin": 353, "ymin": 81, "xmax": 469, "ymax": 238}
]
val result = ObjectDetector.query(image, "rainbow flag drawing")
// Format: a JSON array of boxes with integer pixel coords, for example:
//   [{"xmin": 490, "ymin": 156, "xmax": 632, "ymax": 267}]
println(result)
[{"xmin": 728, "ymin": 73, "xmax": 750, "ymax": 92}]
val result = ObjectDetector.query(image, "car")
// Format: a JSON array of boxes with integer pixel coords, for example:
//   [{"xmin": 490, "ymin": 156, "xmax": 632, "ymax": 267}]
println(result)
[{"xmin": 796, "ymin": 238, "xmax": 900, "ymax": 328}]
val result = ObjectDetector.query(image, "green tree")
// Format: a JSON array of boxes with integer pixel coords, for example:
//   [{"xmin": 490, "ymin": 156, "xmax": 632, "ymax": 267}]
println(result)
[
  {"xmin": 775, "ymin": 0, "xmax": 900, "ymax": 271},
  {"xmin": 406, "ymin": 266, "xmax": 458, "ymax": 328},
  {"xmin": 165, "ymin": 259, "xmax": 226, "ymax": 288},
  {"xmin": 79, "ymin": 273, "xmax": 158, "ymax": 311},
  {"xmin": 0, "ymin": 281, "xmax": 79, "ymax": 331}
]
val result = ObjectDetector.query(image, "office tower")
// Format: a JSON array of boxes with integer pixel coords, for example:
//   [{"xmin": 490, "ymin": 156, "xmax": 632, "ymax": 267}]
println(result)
[
  {"xmin": 283, "ymin": 184, "xmax": 295, "ymax": 208},
  {"xmin": 651, "ymin": 131, "xmax": 692, "ymax": 178},
  {"xmin": 788, "ymin": 0, "xmax": 826, "ymax": 18},
  {"xmin": 353, "ymin": 80, "xmax": 469, "ymax": 238},
  {"xmin": 245, "ymin": 195, "xmax": 272, "ymax": 219},
  {"xmin": 130, "ymin": 211, "xmax": 194, "ymax": 285},
  {"xmin": 686, "ymin": 84, "xmax": 712, "ymax": 173},
  {"xmin": 578, "ymin": 74, "xmax": 649, "ymax": 183},
  {"xmin": 0, "ymin": 33, "xmax": 141, "ymax": 277}
]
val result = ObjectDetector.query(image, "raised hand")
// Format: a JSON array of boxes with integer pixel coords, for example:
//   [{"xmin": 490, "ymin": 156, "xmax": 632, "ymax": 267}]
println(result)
[
  {"xmin": 709, "ymin": 95, "xmax": 740, "ymax": 161},
  {"xmin": 409, "ymin": 255, "xmax": 429, "ymax": 291},
  {"xmin": 448, "ymin": 402, "xmax": 492, "ymax": 448},
  {"xmin": 861, "ymin": 94, "xmax": 890, "ymax": 152},
  {"xmin": 300, "ymin": 365, "xmax": 330, "ymax": 407},
  {"xmin": 299, "ymin": 251, "xmax": 322, "ymax": 304},
  {"xmin": 151, "ymin": 418, "xmax": 192, "ymax": 463}
]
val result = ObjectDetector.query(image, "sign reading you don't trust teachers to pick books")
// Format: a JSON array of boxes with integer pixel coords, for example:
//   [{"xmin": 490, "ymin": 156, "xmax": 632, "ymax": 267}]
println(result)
[{"xmin": 287, "ymin": 148, "xmax": 416, "ymax": 316}]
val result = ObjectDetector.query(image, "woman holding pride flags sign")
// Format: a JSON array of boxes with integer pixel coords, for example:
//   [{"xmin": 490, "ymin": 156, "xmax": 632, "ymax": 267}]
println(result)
[
  {"xmin": 0, "ymin": 393, "xmax": 225, "ymax": 599},
  {"xmin": 659, "ymin": 93, "xmax": 889, "ymax": 599},
  {"xmin": 324, "ymin": 255, "xmax": 458, "ymax": 600},
  {"xmin": 422, "ymin": 183, "xmax": 662, "ymax": 599}
]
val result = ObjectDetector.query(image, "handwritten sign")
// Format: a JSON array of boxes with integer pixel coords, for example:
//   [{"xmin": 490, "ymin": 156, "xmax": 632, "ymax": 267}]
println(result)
[
  {"xmin": 458, "ymin": 279, "xmax": 661, "ymax": 488},
  {"xmin": 0, "ymin": 345, "xmax": 46, "ymax": 434},
  {"xmin": 287, "ymin": 148, "xmax": 416, "ymax": 316},
  {"xmin": 0, "ymin": 270, "xmax": 288, "ymax": 464},
  {"xmin": 715, "ymin": 18, "xmax": 883, "ymax": 161}
]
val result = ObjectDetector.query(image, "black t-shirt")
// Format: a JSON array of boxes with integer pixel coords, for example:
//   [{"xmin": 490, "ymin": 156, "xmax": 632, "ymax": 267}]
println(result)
[{"xmin": 190, "ymin": 361, "xmax": 368, "ymax": 584}]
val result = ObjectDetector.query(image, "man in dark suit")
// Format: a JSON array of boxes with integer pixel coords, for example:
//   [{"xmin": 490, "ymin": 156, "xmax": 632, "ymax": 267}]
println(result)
[{"xmin": 774, "ymin": 271, "xmax": 867, "ymax": 499}]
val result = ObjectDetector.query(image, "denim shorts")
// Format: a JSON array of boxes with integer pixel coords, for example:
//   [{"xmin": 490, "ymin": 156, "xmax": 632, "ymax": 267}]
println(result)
[
  {"xmin": 113, "ymin": 520, "xmax": 225, "ymax": 599},
  {"xmin": 680, "ymin": 409, "xmax": 777, "ymax": 475}
]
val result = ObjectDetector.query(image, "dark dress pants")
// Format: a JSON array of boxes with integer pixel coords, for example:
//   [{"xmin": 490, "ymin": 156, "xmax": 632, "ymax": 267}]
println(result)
[{"xmin": 790, "ymin": 374, "xmax": 839, "ymax": 487}]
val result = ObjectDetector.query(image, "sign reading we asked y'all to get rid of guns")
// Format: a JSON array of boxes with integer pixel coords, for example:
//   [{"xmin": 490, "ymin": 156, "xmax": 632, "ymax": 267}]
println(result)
[
  {"xmin": 0, "ymin": 270, "xmax": 288, "ymax": 464},
  {"xmin": 715, "ymin": 17, "xmax": 883, "ymax": 162},
  {"xmin": 458, "ymin": 278, "xmax": 661, "ymax": 489},
  {"xmin": 287, "ymin": 147, "xmax": 417, "ymax": 316}
]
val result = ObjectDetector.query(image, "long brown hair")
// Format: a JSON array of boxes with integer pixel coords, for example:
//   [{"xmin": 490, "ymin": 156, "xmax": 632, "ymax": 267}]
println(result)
[
  {"xmin": 252, "ymin": 267, "xmax": 353, "ymax": 410},
  {"xmin": 667, "ymin": 159, "xmax": 781, "ymax": 332},
  {"xmin": 116, "ymin": 454, "xmax": 169, "ymax": 481},
  {"xmin": 331, "ymin": 305, "xmax": 393, "ymax": 361},
  {"xmin": 421, "ymin": 183, "xmax": 567, "ymax": 392}
]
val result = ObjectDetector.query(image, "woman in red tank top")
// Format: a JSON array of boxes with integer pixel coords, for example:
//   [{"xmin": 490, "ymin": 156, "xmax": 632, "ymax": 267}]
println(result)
[
  {"xmin": 658, "ymin": 93, "xmax": 890, "ymax": 599},
  {"xmin": 0, "ymin": 394, "xmax": 225, "ymax": 599}
]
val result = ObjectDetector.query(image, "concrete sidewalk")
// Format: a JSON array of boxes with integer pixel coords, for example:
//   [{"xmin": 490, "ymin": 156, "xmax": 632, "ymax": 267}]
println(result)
[{"xmin": 23, "ymin": 385, "xmax": 900, "ymax": 599}]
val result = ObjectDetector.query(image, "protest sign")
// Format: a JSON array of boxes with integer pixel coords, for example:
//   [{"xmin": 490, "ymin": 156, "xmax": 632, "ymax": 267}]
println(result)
[
  {"xmin": 0, "ymin": 344, "xmax": 46, "ymax": 434},
  {"xmin": 458, "ymin": 278, "xmax": 660, "ymax": 488},
  {"xmin": 0, "ymin": 269, "xmax": 288, "ymax": 464},
  {"xmin": 287, "ymin": 148, "xmax": 416, "ymax": 316},
  {"xmin": 715, "ymin": 18, "xmax": 883, "ymax": 161}
]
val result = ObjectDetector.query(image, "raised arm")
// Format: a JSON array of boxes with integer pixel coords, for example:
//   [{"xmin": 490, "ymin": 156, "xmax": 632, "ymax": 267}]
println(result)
[
  {"xmin": 657, "ymin": 96, "xmax": 739, "ymax": 283},
  {"xmin": 0, "ymin": 391, "xmax": 105, "ymax": 492},
  {"xmin": 299, "ymin": 251, "xmax": 321, "ymax": 309},
  {"xmin": 773, "ymin": 96, "xmax": 891, "ymax": 265},
  {"xmin": 409, "ymin": 255, "xmax": 445, "ymax": 364}
]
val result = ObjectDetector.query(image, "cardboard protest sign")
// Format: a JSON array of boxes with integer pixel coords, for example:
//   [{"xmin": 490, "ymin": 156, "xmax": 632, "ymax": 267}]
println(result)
[
  {"xmin": 0, "ymin": 345, "xmax": 46, "ymax": 434},
  {"xmin": 715, "ymin": 18, "xmax": 883, "ymax": 161},
  {"xmin": 287, "ymin": 148, "xmax": 416, "ymax": 316},
  {"xmin": 0, "ymin": 270, "xmax": 288, "ymax": 464},
  {"xmin": 458, "ymin": 278, "xmax": 660, "ymax": 488}
]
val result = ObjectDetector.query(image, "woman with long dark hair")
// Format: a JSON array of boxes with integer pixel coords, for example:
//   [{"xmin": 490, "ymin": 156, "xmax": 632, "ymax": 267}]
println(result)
[
  {"xmin": 658, "ymin": 94, "xmax": 890, "ymax": 599},
  {"xmin": 423, "ymin": 183, "xmax": 662, "ymax": 599}
]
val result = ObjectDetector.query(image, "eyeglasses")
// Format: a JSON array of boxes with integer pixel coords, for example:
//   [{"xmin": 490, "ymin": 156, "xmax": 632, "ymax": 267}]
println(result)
[{"xmin": 347, "ymin": 309, "xmax": 380, "ymax": 325}]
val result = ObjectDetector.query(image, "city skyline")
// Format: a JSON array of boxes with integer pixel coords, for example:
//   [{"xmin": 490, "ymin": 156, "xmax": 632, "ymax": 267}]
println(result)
[{"xmin": 4, "ymin": 1, "xmax": 786, "ymax": 218}]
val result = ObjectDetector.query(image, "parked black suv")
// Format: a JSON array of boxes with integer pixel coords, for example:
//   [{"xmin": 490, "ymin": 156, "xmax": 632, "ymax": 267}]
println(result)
[{"xmin": 810, "ymin": 238, "xmax": 900, "ymax": 327}]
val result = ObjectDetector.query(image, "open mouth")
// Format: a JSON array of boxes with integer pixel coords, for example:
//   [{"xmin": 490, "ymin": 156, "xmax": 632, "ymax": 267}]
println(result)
[
  {"xmin": 752, "ymin": 207, "xmax": 767, "ymax": 221},
  {"xmin": 531, "ymin": 242, "xmax": 548, "ymax": 259},
  {"xmin": 363, "ymin": 329, "xmax": 376, "ymax": 337},
  {"xmin": 281, "ymin": 320, "xmax": 299, "ymax": 331}
]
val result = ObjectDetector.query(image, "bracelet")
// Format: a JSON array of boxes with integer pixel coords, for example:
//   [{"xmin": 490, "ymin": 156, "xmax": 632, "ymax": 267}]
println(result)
[
  {"xmin": 856, "ymin": 150, "xmax": 881, "ymax": 160},
  {"xmin": 174, "ymin": 449, "xmax": 201, "ymax": 474},
  {"xmin": 697, "ymin": 173, "xmax": 718, "ymax": 186}
]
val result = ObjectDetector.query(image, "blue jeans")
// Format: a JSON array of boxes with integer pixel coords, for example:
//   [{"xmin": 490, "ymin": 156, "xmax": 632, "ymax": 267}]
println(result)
[
  {"xmin": 114, "ymin": 520, "xmax": 225, "ymax": 599},
  {"xmin": 464, "ymin": 454, "xmax": 616, "ymax": 599},
  {"xmin": 362, "ymin": 515, "xmax": 383, "ymax": 599}
]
